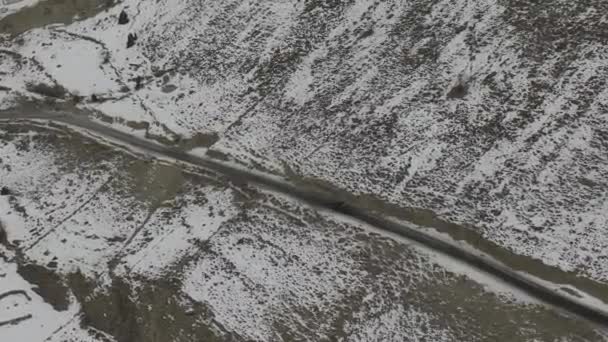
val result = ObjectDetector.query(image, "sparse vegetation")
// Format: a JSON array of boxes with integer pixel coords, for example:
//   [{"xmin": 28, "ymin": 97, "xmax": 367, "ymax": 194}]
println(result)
[
  {"xmin": 100, "ymin": 49, "xmax": 111, "ymax": 64},
  {"xmin": 446, "ymin": 82, "xmax": 467, "ymax": 99},
  {"xmin": 25, "ymin": 82, "xmax": 68, "ymax": 99}
]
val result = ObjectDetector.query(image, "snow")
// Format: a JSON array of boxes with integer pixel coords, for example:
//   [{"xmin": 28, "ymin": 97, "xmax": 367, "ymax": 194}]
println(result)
[
  {"xmin": 344, "ymin": 305, "xmax": 453, "ymax": 342},
  {"xmin": 181, "ymin": 206, "xmax": 358, "ymax": 340},
  {"xmin": 2, "ymin": 0, "xmax": 608, "ymax": 339},
  {"xmin": 0, "ymin": 47, "xmax": 54, "ymax": 100},
  {"xmin": 0, "ymin": 258, "xmax": 95, "ymax": 342},
  {"xmin": 0, "ymin": 197, "xmax": 25, "ymax": 242},
  {"xmin": 0, "ymin": 122, "xmax": 605, "ymax": 340},
  {"xmin": 301, "ymin": 195, "xmax": 542, "ymax": 305},
  {"xmin": 0, "ymin": 130, "xmax": 115, "ymax": 251},
  {"xmin": 120, "ymin": 188, "xmax": 239, "ymax": 277},
  {"xmin": 27, "ymin": 187, "xmax": 148, "ymax": 277},
  {"xmin": 16, "ymin": 29, "xmax": 123, "ymax": 96},
  {"xmin": 284, "ymin": 47, "xmax": 323, "ymax": 105}
]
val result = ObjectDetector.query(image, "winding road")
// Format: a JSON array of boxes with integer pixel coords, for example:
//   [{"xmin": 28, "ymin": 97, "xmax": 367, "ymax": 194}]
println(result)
[{"xmin": 1, "ymin": 108, "xmax": 608, "ymax": 328}]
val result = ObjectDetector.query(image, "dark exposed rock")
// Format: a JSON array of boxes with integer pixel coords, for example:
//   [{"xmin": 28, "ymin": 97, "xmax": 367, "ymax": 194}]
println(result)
[
  {"xmin": 118, "ymin": 10, "xmax": 129, "ymax": 25},
  {"xmin": 126, "ymin": 33, "xmax": 138, "ymax": 48},
  {"xmin": 67, "ymin": 272, "xmax": 232, "ymax": 342},
  {"xmin": 16, "ymin": 263, "xmax": 70, "ymax": 311},
  {"xmin": 0, "ymin": 221, "xmax": 7, "ymax": 246},
  {"xmin": 14, "ymin": 203, "xmax": 27, "ymax": 216},
  {"xmin": 447, "ymin": 83, "xmax": 468, "ymax": 99},
  {"xmin": 71, "ymin": 94, "xmax": 84, "ymax": 103},
  {"xmin": 358, "ymin": 27, "xmax": 375, "ymax": 40},
  {"xmin": 0, "ymin": 186, "xmax": 11, "ymax": 196},
  {"xmin": 134, "ymin": 75, "xmax": 143, "ymax": 90},
  {"xmin": 161, "ymin": 84, "xmax": 178, "ymax": 93},
  {"xmin": 25, "ymin": 82, "xmax": 67, "ymax": 99}
]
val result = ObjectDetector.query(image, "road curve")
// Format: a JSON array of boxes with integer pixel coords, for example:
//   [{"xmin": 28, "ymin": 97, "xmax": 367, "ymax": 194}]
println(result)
[{"xmin": 1, "ymin": 109, "xmax": 608, "ymax": 328}]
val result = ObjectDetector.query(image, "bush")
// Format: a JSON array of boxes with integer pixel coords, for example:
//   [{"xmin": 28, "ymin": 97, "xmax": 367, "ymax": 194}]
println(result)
[{"xmin": 26, "ymin": 82, "xmax": 68, "ymax": 99}]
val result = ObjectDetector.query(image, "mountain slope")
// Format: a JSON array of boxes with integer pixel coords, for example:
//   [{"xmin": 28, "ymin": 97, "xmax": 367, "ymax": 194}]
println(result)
[
  {"xmin": 0, "ymin": 122, "xmax": 605, "ymax": 341},
  {"xmin": 1, "ymin": 0, "xmax": 608, "ymax": 339},
  {"xmin": 9, "ymin": 0, "xmax": 604, "ymax": 282}
]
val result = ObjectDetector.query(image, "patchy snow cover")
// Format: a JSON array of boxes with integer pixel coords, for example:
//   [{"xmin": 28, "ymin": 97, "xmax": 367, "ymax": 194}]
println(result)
[
  {"xmin": 119, "ymin": 187, "xmax": 239, "ymax": 277},
  {"xmin": 15, "ymin": 29, "xmax": 123, "ymax": 96},
  {"xmin": 3, "ymin": 0, "xmax": 608, "ymax": 339},
  {"xmin": 0, "ymin": 128, "xmax": 119, "ymax": 251},
  {"xmin": 344, "ymin": 305, "xmax": 452, "ymax": 342},
  {"xmin": 2, "ymin": 0, "xmax": 604, "ymax": 284},
  {"xmin": 0, "ymin": 126, "xmax": 604, "ymax": 341},
  {"xmin": 0, "ymin": 257, "xmax": 102, "ymax": 342},
  {"xmin": 0, "ymin": 47, "xmax": 54, "ymax": 103}
]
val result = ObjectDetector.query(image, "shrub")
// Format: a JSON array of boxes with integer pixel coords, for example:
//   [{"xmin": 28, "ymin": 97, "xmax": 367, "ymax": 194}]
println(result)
[{"xmin": 26, "ymin": 82, "xmax": 68, "ymax": 99}]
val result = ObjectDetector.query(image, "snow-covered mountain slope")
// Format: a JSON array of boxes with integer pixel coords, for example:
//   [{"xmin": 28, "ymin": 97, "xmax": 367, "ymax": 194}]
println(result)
[
  {"xmin": 2, "ymin": 0, "xmax": 607, "ymax": 284},
  {"xmin": 0, "ymin": 0, "xmax": 608, "ymax": 334},
  {"xmin": 0, "ymin": 122, "xmax": 606, "ymax": 341}
]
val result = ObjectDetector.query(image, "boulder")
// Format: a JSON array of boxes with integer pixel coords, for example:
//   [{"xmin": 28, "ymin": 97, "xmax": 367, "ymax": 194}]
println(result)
[
  {"xmin": 126, "ymin": 33, "xmax": 138, "ymax": 48},
  {"xmin": 118, "ymin": 10, "xmax": 129, "ymax": 25}
]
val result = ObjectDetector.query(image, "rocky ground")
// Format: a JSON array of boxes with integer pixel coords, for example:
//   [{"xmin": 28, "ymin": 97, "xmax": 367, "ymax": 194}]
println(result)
[
  {"xmin": 0, "ymin": 122, "xmax": 605, "ymax": 341},
  {"xmin": 2, "ymin": 0, "xmax": 608, "ymax": 284},
  {"xmin": 1, "ymin": 0, "xmax": 608, "ymax": 340}
]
